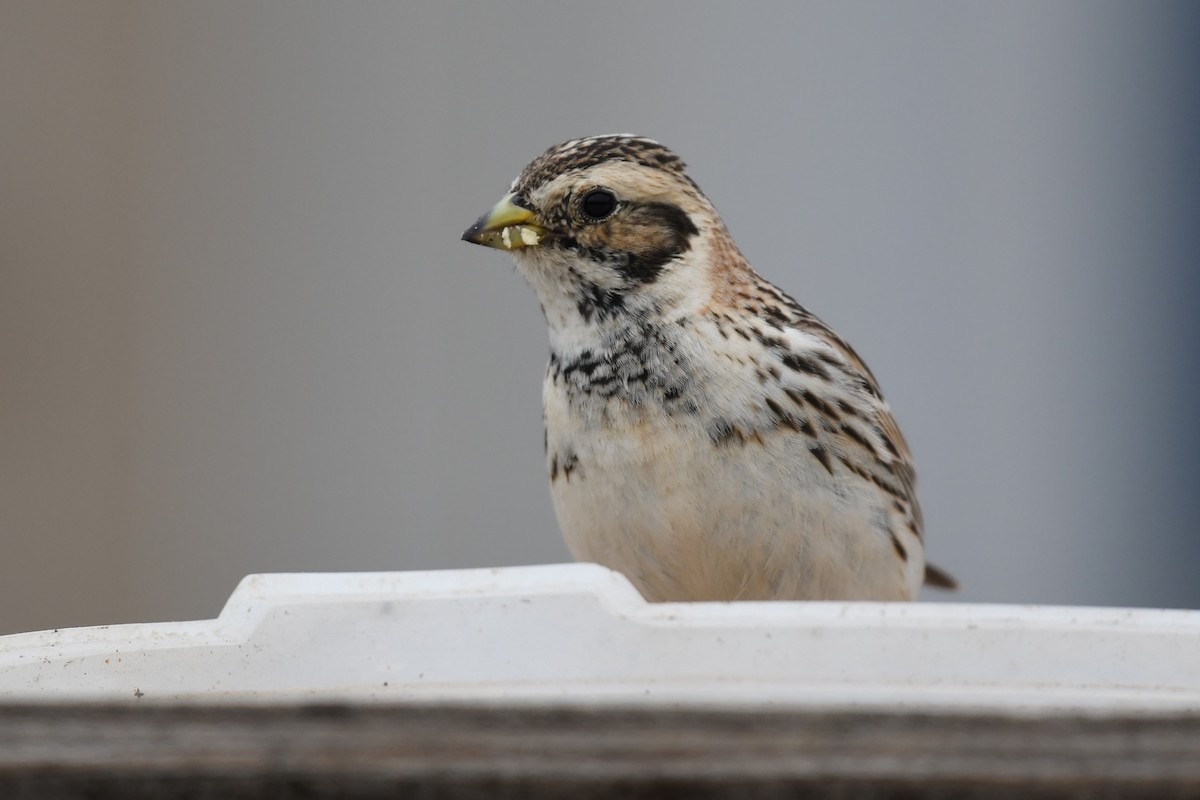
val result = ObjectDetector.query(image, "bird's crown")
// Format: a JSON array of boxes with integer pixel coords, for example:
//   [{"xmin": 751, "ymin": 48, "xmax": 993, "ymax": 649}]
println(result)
[{"xmin": 512, "ymin": 134, "xmax": 690, "ymax": 196}]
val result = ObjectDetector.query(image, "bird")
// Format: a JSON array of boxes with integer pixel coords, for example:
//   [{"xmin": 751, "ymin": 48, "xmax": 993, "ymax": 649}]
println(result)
[{"xmin": 462, "ymin": 134, "xmax": 955, "ymax": 602}]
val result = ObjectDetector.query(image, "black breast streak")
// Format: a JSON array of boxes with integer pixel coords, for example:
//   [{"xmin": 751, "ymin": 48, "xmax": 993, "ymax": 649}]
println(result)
[
  {"xmin": 838, "ymin": 453, "xmax": 907, "ymax": 503},
  {"xmin": 839, "ymin": 421, "xmax": 880, "ymax": 459},
  {"xmin": 707, "ymin": 417, "xmax": 740, "ymax": 446},
  {"xmin": 576, "ymin": 284, "xmax": 626, "ymax": 324},
  {"xmin": 890, "ymin": 529, "xmax": 909, "ymax": 561},
  {"xmin": 561, "ymin": 451, "xmax": 578, "ymax": 481},
  {"xmin": 550, "ymin": 320, "xmax": 696, "ymax": 415},
  {"xmin": 809, "ymin": 443, "xmax": 835, "ymax": 474},
  {"xmin": 779, "ymin": 351, "xmax": 832, "ymax": 381},
  {"xmin": 560, "ymin": 263, "xmax": 627, "ymax": 324},
  {"xmin": 549, "ymin": 447, "xmax": 581, "ymax": 483}
]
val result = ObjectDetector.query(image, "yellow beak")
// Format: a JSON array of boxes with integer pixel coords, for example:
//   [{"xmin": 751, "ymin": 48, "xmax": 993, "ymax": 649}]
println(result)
[{"xmin": 461, "ymin": 193, "xmax": 546, "ymax": 250}]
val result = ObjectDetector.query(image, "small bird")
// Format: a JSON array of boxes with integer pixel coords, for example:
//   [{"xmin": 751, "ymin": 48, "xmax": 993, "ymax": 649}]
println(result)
[{"xmin": 463, "ymin": 135, "xmax": 954, "ymax": 601}]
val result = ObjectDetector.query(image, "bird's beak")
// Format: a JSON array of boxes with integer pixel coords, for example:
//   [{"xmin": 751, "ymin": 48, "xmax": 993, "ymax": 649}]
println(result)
[{"xmin": 461, "ymin": 193, "xmax": 546, "ymax": 250}]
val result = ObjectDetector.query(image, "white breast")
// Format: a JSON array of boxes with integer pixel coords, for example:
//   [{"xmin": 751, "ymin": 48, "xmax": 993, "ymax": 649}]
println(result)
[{"xmin": 542, "ymin": 372, "xmax": 924, "ymax": 602}]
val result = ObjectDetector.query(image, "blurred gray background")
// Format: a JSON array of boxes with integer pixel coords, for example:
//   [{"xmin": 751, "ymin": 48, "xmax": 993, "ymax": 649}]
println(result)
[{"xmin": 2, "ymin": 1, "xmax": 1198, "ymax": 634}]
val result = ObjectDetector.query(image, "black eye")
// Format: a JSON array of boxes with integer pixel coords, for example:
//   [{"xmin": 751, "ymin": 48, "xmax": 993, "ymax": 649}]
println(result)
[
  {"xmin": 581, "ymin": 188, "xmax": 618, "ymax": 221},
  {"xmin": 511, "ymin": 193, "xmax": 533, "ymax": 210}
]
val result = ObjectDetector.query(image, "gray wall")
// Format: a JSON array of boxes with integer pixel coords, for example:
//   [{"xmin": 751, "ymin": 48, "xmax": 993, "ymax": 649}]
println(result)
[{"xmin": 2, "ymin": 1, "xmax": 1198, "ymax": 634}]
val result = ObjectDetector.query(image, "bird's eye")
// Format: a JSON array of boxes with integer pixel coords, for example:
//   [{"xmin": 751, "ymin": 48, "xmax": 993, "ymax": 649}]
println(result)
[
  {"xmin": 511, "ymin": 193, "xmax": 533, "ymax": 210},
  {"xmin": 580, "ymin": 188, "xmax": 618, "ymax": 222}
]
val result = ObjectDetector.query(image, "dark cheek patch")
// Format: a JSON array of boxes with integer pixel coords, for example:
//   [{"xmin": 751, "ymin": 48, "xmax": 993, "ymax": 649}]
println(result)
[{"xmin": 610, "ymin": 202, "xmax": 699, "ymax": 284}]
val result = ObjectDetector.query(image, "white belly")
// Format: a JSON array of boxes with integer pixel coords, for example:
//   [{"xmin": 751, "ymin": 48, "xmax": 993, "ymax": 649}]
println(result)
[{"xmin": 544, "ymin": 386, "xmax": 924, "ymax": 602}]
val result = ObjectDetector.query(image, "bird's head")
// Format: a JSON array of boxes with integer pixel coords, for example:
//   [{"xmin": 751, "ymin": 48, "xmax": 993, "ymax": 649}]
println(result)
[{"xmin": 463, "ymin": 135, "xmax": 742, "ymax": 327}]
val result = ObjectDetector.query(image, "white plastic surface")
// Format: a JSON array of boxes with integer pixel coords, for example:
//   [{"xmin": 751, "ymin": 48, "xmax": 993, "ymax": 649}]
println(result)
[{"xmin": 0, "ymin": 563, "xmax": 1197, "ymax": 712}]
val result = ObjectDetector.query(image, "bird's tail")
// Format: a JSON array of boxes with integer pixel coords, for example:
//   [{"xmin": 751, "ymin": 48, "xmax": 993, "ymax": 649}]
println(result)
[{"xmin": 924, "ymin": 563, "xmax": 959, "ymax": 590}]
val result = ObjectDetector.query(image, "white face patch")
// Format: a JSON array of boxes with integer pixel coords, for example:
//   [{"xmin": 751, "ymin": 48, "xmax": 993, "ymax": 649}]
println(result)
[{"xmin": 520, "ymin": 227, "xmax": 540, "ymax": 247}]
